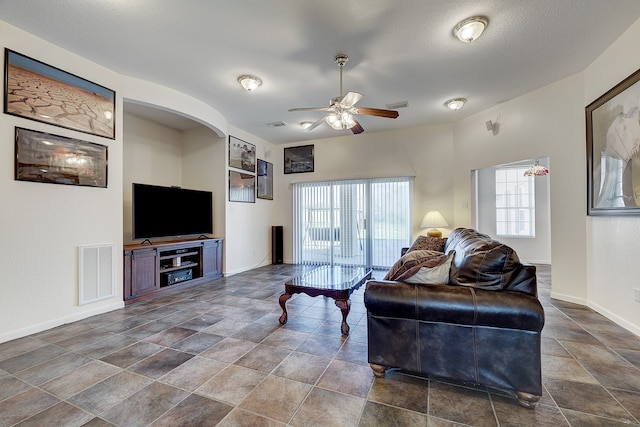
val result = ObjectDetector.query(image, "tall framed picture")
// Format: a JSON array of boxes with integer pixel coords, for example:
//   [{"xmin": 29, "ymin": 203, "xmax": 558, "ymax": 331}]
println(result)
[
  {"xmin": 586, "ymin": 67, "xmax": 640, "ymax": 216},
  {"xmin": 257, "ymin": 159, "xmax": 273, "ymax": 200},
  {"xmin": 229, "ymin": 170, "xmax": 255, "ymax": 203},
  {"xmin": 15, "ymin": 127, "xmax": 108, "ymax": 188},
  {"xmin": 284, "ymin": 144, "xmax": 314, "ymax": 174},
  {"xmin": 4, "ymin": 49, "xmax": 115, "ymax": 139},
  {"xmin": 229, "ymin": 135, "xmax": 256, "ymax": 172}
]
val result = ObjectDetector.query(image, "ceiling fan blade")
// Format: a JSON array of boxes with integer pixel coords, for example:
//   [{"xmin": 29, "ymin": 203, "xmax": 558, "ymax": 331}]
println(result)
[
  {"xmin": 355, "ymin": 107, "xmax": 399, "ymax": 119},
  {"xmin": 303, "ymin": 117, "xmax": 326, "ymax": 132},
  {"xmin": 288, "ymin": 107, "xmax": 331, "ymax": 112},
  {"xmin": 351, "ymin": 119, "xmax": 364, "ymax": 135},
  {"xmin": 340, "ymin": 91, "xmax": 363, "ymax": 107}
]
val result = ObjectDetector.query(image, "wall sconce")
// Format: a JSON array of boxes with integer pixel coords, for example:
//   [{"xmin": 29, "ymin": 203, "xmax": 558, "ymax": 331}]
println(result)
[
  {"xmin": 420, "ymin": 210, "xmax": 449, "ymax": 238},
  {"xmin": 238, "ymin": 75, "xmax": 262, "ymax": 91}
]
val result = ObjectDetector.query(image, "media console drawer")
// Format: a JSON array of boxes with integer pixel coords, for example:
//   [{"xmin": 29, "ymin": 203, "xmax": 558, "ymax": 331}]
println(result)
[{"xmin": 123, "ymin": 237, "xmax": 223, "ymax": 303}]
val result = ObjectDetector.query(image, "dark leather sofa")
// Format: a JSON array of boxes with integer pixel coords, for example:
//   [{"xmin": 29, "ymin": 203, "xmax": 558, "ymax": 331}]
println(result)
[{"xmin": 364, "ymin": 228, "xmax": 545, "ymax": 408}]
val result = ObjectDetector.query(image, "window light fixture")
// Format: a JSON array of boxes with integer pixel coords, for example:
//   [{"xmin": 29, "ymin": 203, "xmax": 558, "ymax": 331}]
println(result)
[
  {"xmin": 445, "ymin": 98, "xmax": 466, "ymax": 111},
  {"xmin": 524, "ymin": 159, "xmax": 549, "ymax": 177},
  {"xmin": 453, "ymin": 16, "xmax": 488, "ymax": 43},
  {"xmin": 237, "ymin": 75, "xmax": 262, "ymax": 91}
]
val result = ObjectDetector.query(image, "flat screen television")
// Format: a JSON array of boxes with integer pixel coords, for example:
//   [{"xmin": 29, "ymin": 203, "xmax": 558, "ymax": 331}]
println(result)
[{"xmin": 132, "ymin": 183, "xmax": 213, "ymax": 240}]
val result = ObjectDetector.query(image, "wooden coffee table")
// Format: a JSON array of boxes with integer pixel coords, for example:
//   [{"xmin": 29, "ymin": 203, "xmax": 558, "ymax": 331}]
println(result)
[{"xmin": 278, "ymin": 265, "xmax": 373, "ymax": 335}]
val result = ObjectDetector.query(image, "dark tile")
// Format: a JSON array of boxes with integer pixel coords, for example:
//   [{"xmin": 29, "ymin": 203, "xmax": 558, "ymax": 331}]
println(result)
[
  {"xmin": 14, "ymin": 401, "xmax": 93, "ymax": 426},
  {"xmin": 609, "ymin": 388, "xmax": 640, "ymax": 421},
  {"xmin": 67, "ymin": 371, "xmax": 152, "ymax": 414},
  {"xmin": 100, "ymin": 382, "xmax": 188, "ymax": 426},
  {"xmin": 358, "ymin": 401, "xmax": 428, "ymax": 427},
  {"xmin": 150, "ymin": 393, "xmax": 232, "ymax": 426},
  {"xmin": 40, "ymin": 361, "xmax": 120, "ymax": 399},
  {"xmin": 128, "ymin": 348, "xmax": 194, "ymax": 379},
  {"xmin": 15, "ymin": 352, "xmax": 92, "ymax": 385},
  {"xmin": 54, "ymin": 329, "xmax": 116, "ymax": 351},
  {"xmin": 0, "ymin": 344, "xmax": 68, "ymax": 373},
  {"xmin": 0, "ymin": 337, "xmax": 47, "ymax": 362},
  {"xmin": 334, "ymin": 338, "xmax": 369, "ymax": 365},
  {"xmin": 216, "ymin": 407, "xmax": 286, "ymax": 426},
  {"xmin": 368, "ymin": 371, "xmax": 429, "ymax": 414},
  {"xmin": 544, "ymin": 378, "xmax": 634, "ymax": 422},
  {"xmin": 561, "ymin": 408, "xmax": 637, "ymax": 426},
  {"xmin": 75, "ymin": 334, "xmax": 140, "ymax": 359},
  {"xmin": 0, "ymin": 388, "xmax": 60, "ymax": 427},
  {"xmin": 317, "ymin": 359, "xmax": 373, "ymax": 398},
  {"xmin": 296, "ymin": 334, "xmax": 344, "ymax": 358},
  {"xmin": 200, "ymin": 337, "xmax": 256, "ymax": 363},
  {"xmin": 583, "ymin": 362, "xmax": 640, "ymax": 393},
  {"xmin": 239, "ymin": 375, "xmax": 312, "ymax": 423},
  {"xmin": 178, "ymin": 314, "xmax": 225, "ymax": 331},
  {"xmin": 197, "ymin": 364, "xmax": 266, "ymax": 405},
  {"xmin": 100, "ymin": 341, "xmax": 164, "ymax": 368},
  {"xmin": 170, "ymin": 331, "xmax": 225, "ymax": 354},
  {"xmin": 0, "ymin": 375, "xmax": 32, "ymax": 401},
  {"xmin": 290, "ymin": 387, "xmax": 366, "ymax": 426},
  {"xmin": 234, "ymin": 344, "xmax": 291, "ymax": 373},
  {"xmin": 231, "ymin": 323, "xmax": 280, "ymax": 343},
  {"xmin": 144, "ymin": 326, "xmax": 197, "ymax": 346},
  {"xmin": 159, "ymin": 355, "xmax": 227, "ymax": 391},
  {"xmin": 272, "ymin": 351, "xmax": 331, "ymax": 384},
  {"xmin": 428, "ymin": 381, "xmax": 497, "ymax": 426}
]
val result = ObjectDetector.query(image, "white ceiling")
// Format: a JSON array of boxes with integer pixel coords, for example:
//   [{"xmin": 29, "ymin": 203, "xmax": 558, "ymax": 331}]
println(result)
[{"xmin": 2, "ymin": 0, "xmax": 640, "ymax": 143}]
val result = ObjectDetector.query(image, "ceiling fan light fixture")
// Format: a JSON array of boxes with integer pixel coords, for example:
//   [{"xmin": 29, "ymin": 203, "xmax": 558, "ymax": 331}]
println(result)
[
  {"xmin": 237, "ymin": 75, "xmax": 262, "ymax": 91},
  {"xmin": 453, "ymin": 16, "xmax": 488, "ymax": 42},
  {"xmin": 445, "ymin": 98, "xmax": 466, "ymax": 111}
]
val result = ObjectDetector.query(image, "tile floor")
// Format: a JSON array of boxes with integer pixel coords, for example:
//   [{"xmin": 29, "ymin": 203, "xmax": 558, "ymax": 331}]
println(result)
[{"xmin": 2, "ymin": 264, "xmax": 640, "ymax": 426}]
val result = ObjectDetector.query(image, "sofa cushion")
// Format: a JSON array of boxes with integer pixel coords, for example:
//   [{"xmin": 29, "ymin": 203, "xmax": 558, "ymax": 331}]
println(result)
[
  {"xmin": 444, "ymin": 228, "xmax": 532, "ymax": 293},
  {"xmin": 407, "ymin": 236, "xmax": 447, "ymax": 253},
  {"xmin": 384, "ymin": 250, "xmax": 451, "ymax": 283},
  {"xmin": 405, "ymin": 251, "xmax": 453, "ymax": 284}
]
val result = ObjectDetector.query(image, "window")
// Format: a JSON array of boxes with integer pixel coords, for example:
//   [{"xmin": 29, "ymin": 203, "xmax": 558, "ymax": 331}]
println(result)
[
  {"xmin": 293, "ymin": 177, "xmax": 412, "ymax": 269},
  {"xmin": 495, "ymin": 167, "xmax": 535, "ymax": 237}
]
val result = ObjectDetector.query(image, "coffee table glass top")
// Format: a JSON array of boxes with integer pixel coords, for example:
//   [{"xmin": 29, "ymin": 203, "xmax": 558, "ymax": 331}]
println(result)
[{"xmin": 288, "ymin": 265, "xmax": 371, "ymax": 290}]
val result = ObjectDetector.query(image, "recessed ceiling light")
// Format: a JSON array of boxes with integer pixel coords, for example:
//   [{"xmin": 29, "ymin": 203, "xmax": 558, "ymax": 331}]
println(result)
[
  {"xmin": 445, "ymin": 98, "xmax": 466, "ymax": 111},
  {"xmin": 453, "ymin": 16, "xmax": 488, "ymax": 42},
  {"xmin": 238, "ymin": 75, "xmax": 262, "ymax": 91}
]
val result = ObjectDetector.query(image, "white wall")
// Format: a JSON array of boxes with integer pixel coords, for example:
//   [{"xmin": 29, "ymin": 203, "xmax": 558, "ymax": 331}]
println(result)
[
  {"xmin": 476, "ymin": 159, "xmax": 552, "ymax": 264},
  {"xmin": 583, "ymin": 18, "xmax": 640, "ymax": 334},
  {"xmin": 224, "ymin": 125, "xmax": 280, "ymax": 275},
  {"xmin": 276, "ymin": 124, "xmax": 455, "ymax": 263},
  {"xmin": 0, "ymin": 22, "xmax": 124, "ymax": 342}
]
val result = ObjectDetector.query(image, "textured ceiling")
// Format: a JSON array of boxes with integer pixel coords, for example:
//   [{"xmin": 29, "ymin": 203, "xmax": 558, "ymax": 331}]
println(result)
[{"xmin": 2, "ymin": 0, "xmax": 640, "ymax": 143}]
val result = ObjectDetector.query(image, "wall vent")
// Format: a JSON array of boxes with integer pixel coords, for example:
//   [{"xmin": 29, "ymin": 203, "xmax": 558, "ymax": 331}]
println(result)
[
  {"xmin": 78, "ymin": 244, "xmax": 115, "ymax": 305},
  {"xmin": 267, "ymin": 121, "xmax": 287, "ymax": 127},
  {"xmin": 386, "ymin": 101, "xmax": 409, "ymax": 109}
]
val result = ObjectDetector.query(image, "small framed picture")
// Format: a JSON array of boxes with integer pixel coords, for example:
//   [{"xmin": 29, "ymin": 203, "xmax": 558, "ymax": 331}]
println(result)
[
  {"xmin": 257, "ymin": 159, "xmax": 273, "ymax": 200},
  {"xmin": 229, "ymin": 135, "xmax": 256, "ymax": 173},
  {"xmin": 284, "ymin": 144, "xmax": 314, "ymax": 174},
  {"xmin": 229, "ymin": 170, "xmax": 255, "ymax": 203},
  {"xmin": 15, "ymin": 127, "xmax": 108, "ymax": 187}
]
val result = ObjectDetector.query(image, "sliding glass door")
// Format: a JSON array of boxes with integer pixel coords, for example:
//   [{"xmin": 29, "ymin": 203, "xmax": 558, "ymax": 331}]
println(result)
[{"xmin": 293, "ymin": 177, "xmax": 412, "ymax": 269}]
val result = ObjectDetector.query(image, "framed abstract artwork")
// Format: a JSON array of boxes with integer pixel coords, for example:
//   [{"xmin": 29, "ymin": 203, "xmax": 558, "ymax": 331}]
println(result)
[
  {"xmin": 586, "ymin": 67, "xmax": 640, "ymax": 215},
  {"xmin": 4, "ymin": 49, "xmax": 115, "ymax": 139},
  {"xmin": 15, "ymin": 127, "xmax": 108, "ymax": 188}
]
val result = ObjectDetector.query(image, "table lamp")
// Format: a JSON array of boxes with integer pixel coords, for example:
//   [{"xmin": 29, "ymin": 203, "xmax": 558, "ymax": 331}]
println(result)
[{"xmin": 420, "ymin": 211, "xmax": 449, "ymax": 238}]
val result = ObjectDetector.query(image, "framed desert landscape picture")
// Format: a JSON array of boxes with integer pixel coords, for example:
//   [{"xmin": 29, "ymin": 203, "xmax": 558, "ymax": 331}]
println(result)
[{"xmin": 4, "ymin": 49, "xmax": 115, "ymax": 139}]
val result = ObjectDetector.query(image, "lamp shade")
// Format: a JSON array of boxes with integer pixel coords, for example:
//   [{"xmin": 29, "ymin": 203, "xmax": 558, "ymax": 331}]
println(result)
[{"xmin": 420, "ymin": 211, "xmax": 449, "ymax": 237}]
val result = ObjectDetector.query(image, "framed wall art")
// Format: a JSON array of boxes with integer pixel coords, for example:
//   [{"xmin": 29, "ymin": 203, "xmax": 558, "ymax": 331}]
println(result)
[
  {"xmin": 229, "ymin": 170, "xmax": 255, "ymax": 203},
  {"xmin": 4, "ymin": 49, "xmax": 115, "ymax": 139},
  {"xmin": 228, "ymin": 135, "xmax": 256, "ymax": 172},
  {"xmin": 586, "ymin": 67, "xmax": 640, "ymax": 216},
  {"xmin": 257, "ymin": 159, "xmax": 273, "ymax": 200},
  {"xmin": 284, "ymin": 144, "xmax": 314, "ymax": 174},
  {"xmin": 15, "ymin": 127, "xmax": 108, "ymax": 188}
]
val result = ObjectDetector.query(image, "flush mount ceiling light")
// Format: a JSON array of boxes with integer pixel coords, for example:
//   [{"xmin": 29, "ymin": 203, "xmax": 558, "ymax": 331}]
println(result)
[
  {"xmin": 453, "ymin": 16, "xmax": 488, "ymax": 42},
  {"xmin": 300, "ymin": 121, "xmax": 314, "ymax": 130},
  {"xmin": 445, "ymin": 98, "xmax": 466, "ymax": 111},
  {"xmin": 237, "ymin": 75, "xmax": 262, "ymax": 91}
]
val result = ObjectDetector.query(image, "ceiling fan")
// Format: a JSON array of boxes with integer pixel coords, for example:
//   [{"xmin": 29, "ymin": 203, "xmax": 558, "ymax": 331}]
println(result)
[{"xmin": 289, "ymin": 54, "xmax": 399, "ymax": 135}]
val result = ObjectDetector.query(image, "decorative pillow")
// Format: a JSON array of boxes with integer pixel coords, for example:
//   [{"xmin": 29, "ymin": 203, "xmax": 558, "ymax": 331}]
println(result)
[
  {"xmin": 384, "ymin": 250, "xmax": 453, "ymax": 283},
  {"xmin": 405, "ymin": 251, "xmax": 454, "ymax": 284},
  {"xmin": 407, "ymin": 236, "xmax": 447, "ymax": 253}
]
